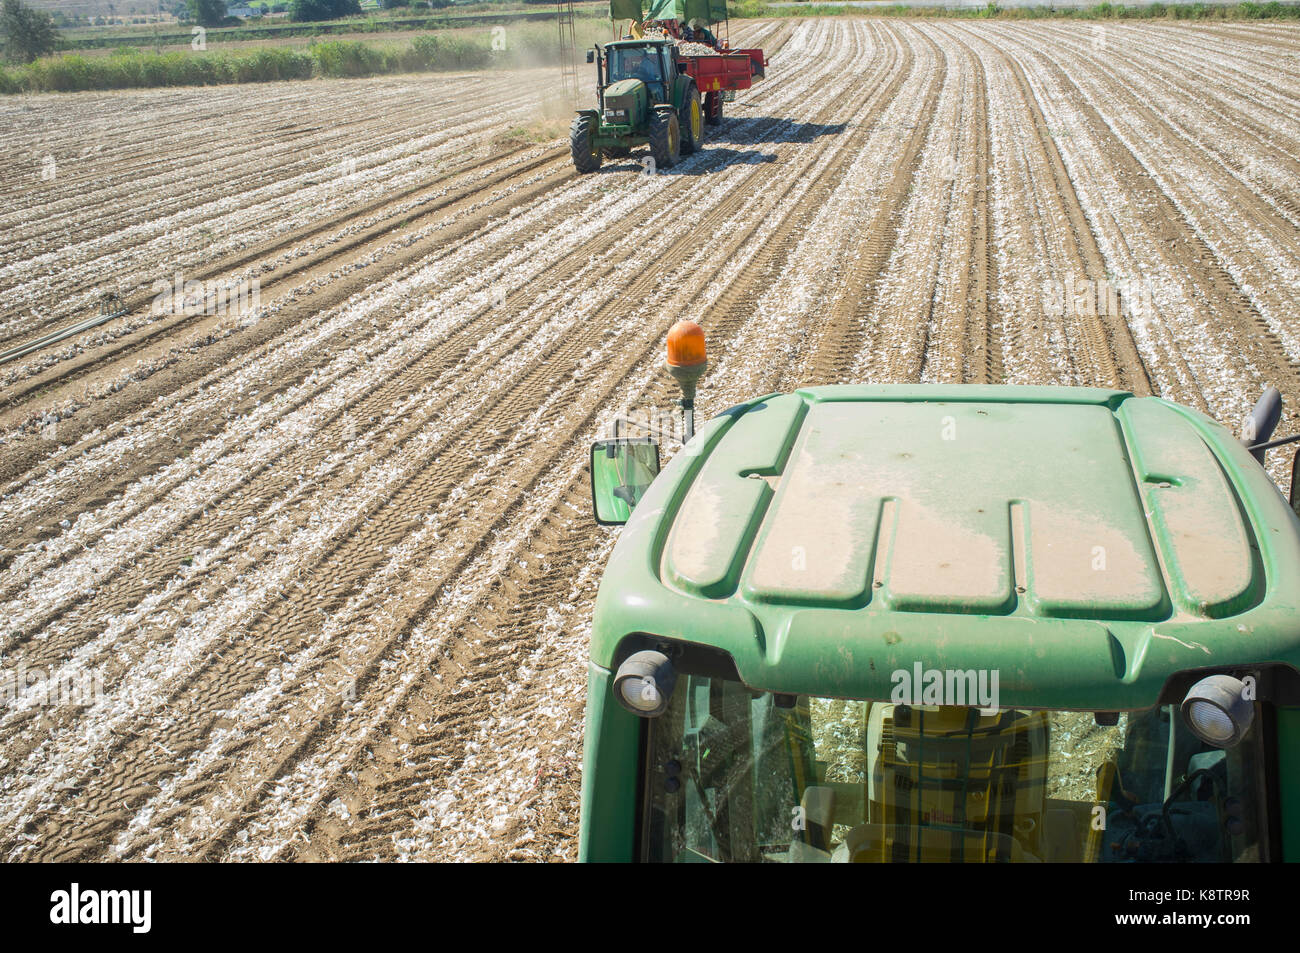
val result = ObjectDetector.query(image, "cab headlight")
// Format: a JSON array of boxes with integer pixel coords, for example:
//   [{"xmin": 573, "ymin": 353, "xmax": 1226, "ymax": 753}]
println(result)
[
  {"xmin": 613, "ymin": 651, "xmax": 675, "ymax": 718},
  {"xmin": 1181, "ymin": 674, "xmax": 1254, "ymax": 748}
]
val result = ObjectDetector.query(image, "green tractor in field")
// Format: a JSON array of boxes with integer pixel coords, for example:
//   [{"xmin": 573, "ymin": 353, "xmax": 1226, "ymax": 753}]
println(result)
[
  {"xmin": 569, "ymin": 0, "xmax": 765, "ymax": 173},
  {"xmin": 571, "ymin": 38, "xmax": 708, "ymax": 173},
  {"xmin": 580, "ymin": 322, "xmax": 1300, "ymax": 863}
]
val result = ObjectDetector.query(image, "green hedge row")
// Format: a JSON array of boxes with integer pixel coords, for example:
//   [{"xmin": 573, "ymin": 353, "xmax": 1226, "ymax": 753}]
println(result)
[
  {"xmin": 50, "ymin": 8, "xmax": 592, "ymax": 52},
  {"xmin": 0, "ymin": 34, "xmax": 550, "ymax": 92}
]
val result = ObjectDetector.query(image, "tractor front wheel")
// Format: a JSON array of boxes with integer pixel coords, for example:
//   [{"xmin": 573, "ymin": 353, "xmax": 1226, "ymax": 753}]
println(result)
[
  {"xmin": 570, "ymin": 115, "xmax": 602, "ymax": 173},
  {"xmin": 679, "ymin": 84, "xmax": 703, "ymax": 156},
  {"xmin": 649, "ymin": 108, "xmax": 680, "ymax": 170},
  {"xmin": 705, "ymin": 91, "xmax": 723, "ymax": 127}
]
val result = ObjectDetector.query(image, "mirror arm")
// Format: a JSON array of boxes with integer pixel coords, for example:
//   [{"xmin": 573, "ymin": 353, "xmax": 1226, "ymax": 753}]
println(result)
[
  {"xmin": 1249, "ymin": 431, "xmax": 1300, "ymax": 453},
  {"xmin": 607, "ymin": 416, "xmax": 624, "ymax": 457}
]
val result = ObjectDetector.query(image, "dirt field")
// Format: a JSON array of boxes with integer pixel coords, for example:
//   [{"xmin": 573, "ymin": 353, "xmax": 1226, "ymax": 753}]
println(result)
[{"xmin": 2, "ymin": 18, "xmax": 1299, "ymax": 862}]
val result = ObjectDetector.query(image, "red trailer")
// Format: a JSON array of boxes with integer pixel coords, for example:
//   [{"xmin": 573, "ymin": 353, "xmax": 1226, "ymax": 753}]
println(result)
[{"xmin": 678, "ymin": 46, "xmax": 766, "ymax": 95}]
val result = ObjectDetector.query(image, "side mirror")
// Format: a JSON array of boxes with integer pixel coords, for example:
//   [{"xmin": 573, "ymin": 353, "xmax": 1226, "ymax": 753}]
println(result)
[
  {"xmin": 1291, "ymin": 448, "xmax": 1300, "ymax": 519},
  {"xmin": 586, "ymin": 49, "xmax": 595, "ymax": 63},
  {"xmin": 591, "ymin": 438, "xmax": 660, "ymax": 525}
]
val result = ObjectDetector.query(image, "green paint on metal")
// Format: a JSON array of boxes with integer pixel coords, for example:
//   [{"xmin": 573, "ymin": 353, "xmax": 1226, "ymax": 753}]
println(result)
[
  {"xmin": 1121, "ymin": 398, "xmax": 1257, "ymax": 616},
  {"xmin": 590, "ymin": 385, "xmax": 1300, "ymax": 710},
  {"xmin": 609, "ymin": 0, "xmax": 642, "ymax": 21},
  {"xmin": 581, "ymin": 384, "xmax": 1300, "ymax": 862},
  {"xmin": 635, "ymin": 0, "xmax": 725, "ymax": 23},
  {"xmin": 578, "ymin": 664, "xmax": 639, "ymax": 861}
]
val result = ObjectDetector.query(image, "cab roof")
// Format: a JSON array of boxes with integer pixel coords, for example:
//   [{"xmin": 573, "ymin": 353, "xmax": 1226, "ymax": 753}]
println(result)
[{"xmin": 591, "ymin": 385, "xmax": 1300, "ymax": 709}]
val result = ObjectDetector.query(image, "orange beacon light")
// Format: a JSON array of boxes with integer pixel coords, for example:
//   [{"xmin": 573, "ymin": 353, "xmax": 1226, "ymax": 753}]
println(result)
[{"xmin": 665, "ymin": 320, "xmax": 707, "ymax": 440}]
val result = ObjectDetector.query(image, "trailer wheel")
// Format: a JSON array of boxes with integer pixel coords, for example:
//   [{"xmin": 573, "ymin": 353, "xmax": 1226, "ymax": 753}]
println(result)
[
  {"xmin": 679, "ymin": 84, "xmax": 702, "ymax": 156},
  {"xmin": 649, "ymin": 108, "xmax": 680, "ymax": 170},
  {"xmin": 570, "ymin": 115, "xmax": 602, "ymax": 174},
  {"xmin": 705, "ymin": 91, "xmax": 723, "ymax": 127}
]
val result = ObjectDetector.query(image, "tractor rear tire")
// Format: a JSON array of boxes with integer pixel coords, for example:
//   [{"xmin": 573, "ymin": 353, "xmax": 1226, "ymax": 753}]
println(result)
[
  {"xmin": 649, "ymin": 108, "xmax": 680, "ymax": 170},
  {"xmin": 570, "ymin": 115, "xmax": 602, "ymax": 174},
  {"xmin": 679, "ymin": 84, "xmax": 703, "ymax": 156},
  {"xmin": 705, "ymin": 91, "xmax": 723, "ymax": 127}
]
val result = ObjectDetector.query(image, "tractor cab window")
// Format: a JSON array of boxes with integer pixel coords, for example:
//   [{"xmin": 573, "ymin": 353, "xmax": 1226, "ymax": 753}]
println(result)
[
  {"xmin": 609, "ymin": 46, "xmax": 666, "ymax": 90},
  {"xmin": 641, "ymin": 676, "xmax": 1271, "ymax": 863}
]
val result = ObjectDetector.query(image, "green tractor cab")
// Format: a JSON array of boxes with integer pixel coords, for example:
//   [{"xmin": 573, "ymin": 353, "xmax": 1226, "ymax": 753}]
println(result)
[{"xmin": 581, "ymin": 324, "xmax": 1300, "ymax": 863}]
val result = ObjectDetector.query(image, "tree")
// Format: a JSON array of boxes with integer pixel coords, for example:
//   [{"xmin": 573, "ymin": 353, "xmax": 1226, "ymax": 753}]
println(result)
[
  {"xmin": 289, "ymin": 0, "xmax": 359, "ymax": 20},
  {"xmin": 187, "ymin": 0, "xmax": 227, "ymax": 26},
  {"xmin": 1, "ymin": 0, "xmax": 60, "ymax": 63}
]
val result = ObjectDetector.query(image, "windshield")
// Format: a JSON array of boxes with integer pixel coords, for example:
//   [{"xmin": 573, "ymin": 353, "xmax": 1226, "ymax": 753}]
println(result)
[
  {"xmin": 608, "ymin": 46, "xmax": 665, "ymax": 85},
  {"xmin": 641, "ymin": 675, "xmax": 1270, "ymax": 862}
]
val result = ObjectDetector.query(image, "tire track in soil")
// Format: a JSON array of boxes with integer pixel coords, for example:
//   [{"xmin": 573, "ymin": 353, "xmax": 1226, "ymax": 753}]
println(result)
[
  {"xmin": 970, "ymin": 21, "xmax": 1209, "ymax": 413},
  {"xmin": 0, "ymin": 23, "xmax": 847, "ymax": 643},
  {"xmin": 995, "ymin": 36, "xmax": 1152, "ymax": 396},
  {"xmin": 2, "ymin": 22, "xmax": 883, "ymax": 858},
  {"xmin": 0, "ymin": 79, "xmax": 561, "ymax": 304},
  {"xmin": 787, "ymin": 27, "xmax": 944, "ymax": 389},
  {"xmin": 186, "ymin": 20, "xmax": 921, "ymax": 863},
  {"xmin": 1030, "ymin": 22, "xmax": 1300, "ymax": 377},
  {"xmin": 282, "ymin": 22, "xmax": 933, "ymax": 862},
  {"xmin": 192, "ymin": 18, "xmax": 906, "ymax": 864},
  {"xmin": 848, "ymin": 25, "xmax": 959, "ymax": 387},
  {"xmin": 963, "ymin": 34, "xmax": 1000, "ymax": 385},
  {"xmin": 1003, "ymin": 22, "xmax": 1300, "ymax": 408},
  {"xmin": 0, "ymin": 145, "xmax": 565, "ymax": 409}
]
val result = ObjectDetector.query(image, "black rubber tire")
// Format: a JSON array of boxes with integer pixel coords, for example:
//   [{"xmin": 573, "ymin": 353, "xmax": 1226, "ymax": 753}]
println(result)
[
  {"xmin": 603, "ymin": 146, "xmax": 631, "ymax": 159},
  {"xmin": 705, "ymin": 91, "xmax": 723, "ymax": 127},
  {"xmin": 679, "ymin": 83, "xmax": 703, "ymax": 156},
  {"xmin": 648, "ymin": 108, "xmax": 680, "ymax": 170},
  {"xmin": 570, "ymin": 115, "xmax": 602, "ymax": 173}
]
